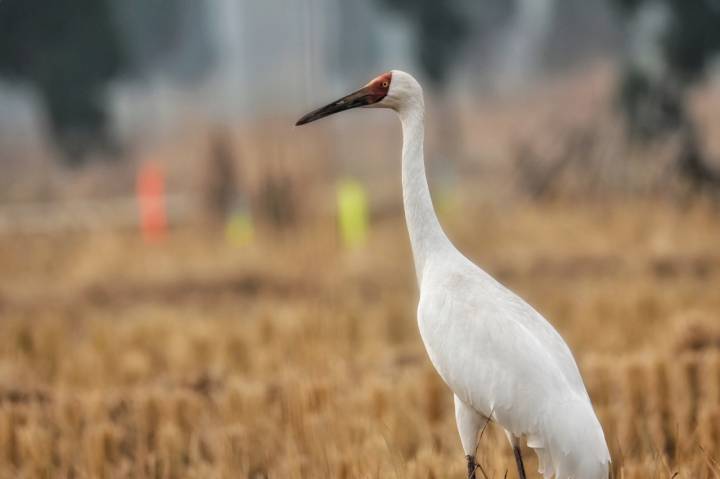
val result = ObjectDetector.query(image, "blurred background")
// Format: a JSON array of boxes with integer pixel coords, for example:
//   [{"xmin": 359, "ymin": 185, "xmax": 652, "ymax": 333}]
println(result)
[
  {"xmin": 1, "ymin": 1, "xmax": 720, "ymax": 477},
  {"xmin": 1, "ymin": 0, "xmax": 719, "ymax": 223}
]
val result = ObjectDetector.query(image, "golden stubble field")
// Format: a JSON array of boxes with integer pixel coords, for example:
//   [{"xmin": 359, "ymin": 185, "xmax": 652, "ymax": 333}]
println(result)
[{"xmin": 0, "ymin": 198, "xmax": 719, "ymax": 478}]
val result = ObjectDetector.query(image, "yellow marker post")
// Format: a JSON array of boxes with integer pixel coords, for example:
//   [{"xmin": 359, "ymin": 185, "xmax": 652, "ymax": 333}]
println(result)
[
  {"xmin": 337, "ymin": 179, "xmax": 369, "ymax": 249},
  {"xmin": 225, "ymin": 210, "xmax": 254, "ymax": 247}
]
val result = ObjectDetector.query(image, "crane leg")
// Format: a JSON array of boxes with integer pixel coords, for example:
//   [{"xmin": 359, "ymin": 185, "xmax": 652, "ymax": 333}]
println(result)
[
  {"xmin": 454, "ymin": 396, "xmax": 485, "ymax": 478},
  {"xmin": 504, "ymin": 431, "xmax": 527, "ymax": 479},
  {"xmin": 466, "ymin": 455, "xmax": 477, "ymax": 479},
  {"xmin": 455, "ymin": 396, "xmax": 483, "ymax": 479},
  {"xmin": 512, "ymin": 445, "xmax": 527, "ymax": 479}
]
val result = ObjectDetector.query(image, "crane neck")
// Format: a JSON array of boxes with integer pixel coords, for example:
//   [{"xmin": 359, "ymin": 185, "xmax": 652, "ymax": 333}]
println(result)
[{"xmin": 399, "ymin": 100, "xmax": 453, "ymax": 284}]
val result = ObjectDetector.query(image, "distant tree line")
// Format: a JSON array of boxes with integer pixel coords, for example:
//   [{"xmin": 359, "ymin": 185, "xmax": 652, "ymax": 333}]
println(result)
[
  {"xmin": 0, "ymin": 0, "xmax": 212, "ymax": 167},
  {"xmin": 2, "ymin": 0, "xmax": 720, "ymax": 186},
  {"xmin": 0, "ymin": 0, "xmax": 127, "ymax": 165},
  {"xmin": 611, "ymin": 0, "xmax": 720, "ymax": 187}
]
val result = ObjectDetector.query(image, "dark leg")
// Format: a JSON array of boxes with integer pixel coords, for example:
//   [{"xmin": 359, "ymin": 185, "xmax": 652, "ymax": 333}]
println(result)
[
  {"xmin": 466, "ymin": 455, "xmax": 477, "ymax": 479},
  {"xmin": 512, "ymin": 446, "xmax": 527, "ymax": 479}
]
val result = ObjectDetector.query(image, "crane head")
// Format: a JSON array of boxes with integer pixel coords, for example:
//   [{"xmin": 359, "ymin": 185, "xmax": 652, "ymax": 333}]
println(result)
[{"xmin": 295, "ymin": 72, "xmax": 393, "ymax": 126}]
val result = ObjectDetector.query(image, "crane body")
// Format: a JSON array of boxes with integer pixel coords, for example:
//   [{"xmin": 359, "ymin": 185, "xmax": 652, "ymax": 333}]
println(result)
[{"xmin": 296, "ymin": 70, "xmax": 610, "ymax": 479}]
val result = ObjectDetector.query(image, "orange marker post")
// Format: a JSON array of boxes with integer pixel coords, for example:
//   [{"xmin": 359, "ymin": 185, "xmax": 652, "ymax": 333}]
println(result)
[{"xmin": 136, "ymin": 162, "xmax": 167, "ymax": 243}]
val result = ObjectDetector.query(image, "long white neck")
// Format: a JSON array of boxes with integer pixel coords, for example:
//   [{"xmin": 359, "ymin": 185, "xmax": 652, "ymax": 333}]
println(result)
[{"xmin": 398, "ymin": 100, "xmax": 453, "ymax": 284}]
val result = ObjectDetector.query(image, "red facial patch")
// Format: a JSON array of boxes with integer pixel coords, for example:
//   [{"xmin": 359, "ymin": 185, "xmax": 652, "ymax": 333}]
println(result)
[{"xmin": 366, "ymin": 72, "xmax": 392, "ymax": 101}]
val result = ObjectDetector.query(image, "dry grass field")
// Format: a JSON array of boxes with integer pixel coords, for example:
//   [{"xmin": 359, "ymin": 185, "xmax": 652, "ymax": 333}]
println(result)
[{"xmin": 0, "ymin": 196, "xmax": 719, "ymax": 479}]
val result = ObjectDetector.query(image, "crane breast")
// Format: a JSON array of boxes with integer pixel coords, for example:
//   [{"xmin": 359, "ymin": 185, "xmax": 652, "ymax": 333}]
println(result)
[{"xmin": 417, "ymin": 262, "xmax": 610, "ymax": 478}]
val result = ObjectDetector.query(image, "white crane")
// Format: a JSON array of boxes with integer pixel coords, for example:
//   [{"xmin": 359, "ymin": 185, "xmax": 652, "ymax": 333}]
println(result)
[{"xmin": 296, "ymin": 71, "xmax": 611, "ymax": 479}]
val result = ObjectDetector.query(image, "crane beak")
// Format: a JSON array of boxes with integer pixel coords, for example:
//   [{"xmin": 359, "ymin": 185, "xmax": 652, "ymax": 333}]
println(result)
[{"xmin": 295, "ymin": 85, "xmax": 384, "ymax": 126}]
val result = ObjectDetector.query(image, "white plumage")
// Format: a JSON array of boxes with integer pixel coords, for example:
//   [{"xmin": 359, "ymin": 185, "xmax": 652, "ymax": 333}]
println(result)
[{"xmin": 297, "ymin": 70, "xmax": 611, "ymax": 479}]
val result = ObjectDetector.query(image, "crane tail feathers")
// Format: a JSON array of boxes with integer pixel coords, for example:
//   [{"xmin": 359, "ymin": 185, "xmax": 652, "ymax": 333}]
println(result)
[
  {"xmin": 525, "ymin": 399, "xmax": 610, "ymax": 479},
  {"xmin": 532, "ymin": 446, "xmax": 554, "ymax": 479}
]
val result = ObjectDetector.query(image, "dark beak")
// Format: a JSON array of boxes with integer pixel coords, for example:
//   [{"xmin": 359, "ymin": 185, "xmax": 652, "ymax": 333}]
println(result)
[{"xmin": 295, "ymin": 85, "xmax": 380, "ymax": 126}]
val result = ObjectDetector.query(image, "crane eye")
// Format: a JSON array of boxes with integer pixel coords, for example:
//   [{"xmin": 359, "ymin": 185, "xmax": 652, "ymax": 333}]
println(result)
[{"xmin": 382, "ymin": 81, "xmax": 389, "ymax": 88}]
